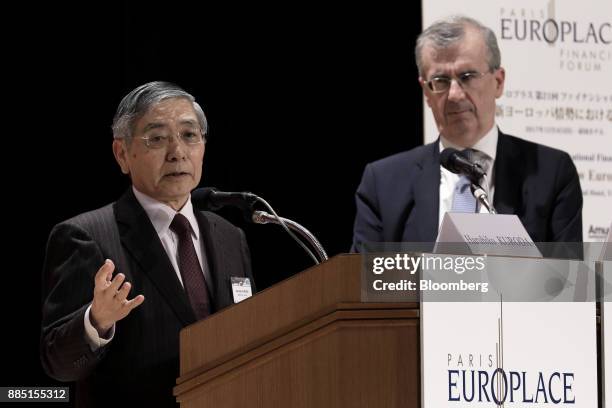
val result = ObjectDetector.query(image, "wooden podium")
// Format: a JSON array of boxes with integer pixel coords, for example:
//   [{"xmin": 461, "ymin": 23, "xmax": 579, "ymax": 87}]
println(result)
[{"xmin": 173, "ymin": 254, "xmax": 420, "ymax": 407}]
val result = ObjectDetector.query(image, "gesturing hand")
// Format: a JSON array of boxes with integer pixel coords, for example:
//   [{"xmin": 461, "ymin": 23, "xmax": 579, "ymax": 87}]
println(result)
[{"xmin": 90, "ymin": 259, "xmax": 145, "ymax": 337}]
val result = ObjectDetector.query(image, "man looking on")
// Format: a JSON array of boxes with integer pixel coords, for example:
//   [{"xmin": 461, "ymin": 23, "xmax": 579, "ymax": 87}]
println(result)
[{"xmin": 352, "ymin": 16, "xmax": 582, "ymax": 250}]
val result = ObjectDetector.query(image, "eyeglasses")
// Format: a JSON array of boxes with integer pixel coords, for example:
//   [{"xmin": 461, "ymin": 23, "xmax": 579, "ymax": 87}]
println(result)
[
  {"xmin": 424, "ymin": 70, "xmax": 490, "ymax": 94},
  {"xmin": 139, "ymin": 128, "xmax": 205, "ymax": 149}
]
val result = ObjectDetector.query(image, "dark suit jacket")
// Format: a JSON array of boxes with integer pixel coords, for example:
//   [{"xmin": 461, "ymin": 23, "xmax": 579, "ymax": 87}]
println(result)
[
  {"xmin": 352, "ymin": 132, "xmax": 582, "ymax": 251},
  {"xmin": 40, "ymin": 188, "xmax": 254, "ymax": 407}
]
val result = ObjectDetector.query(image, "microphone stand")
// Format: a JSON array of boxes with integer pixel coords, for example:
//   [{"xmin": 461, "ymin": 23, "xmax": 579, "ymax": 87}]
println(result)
[
  {"xmin": 470, "ymin": 173, "xmax": 497, "ymax": 214},
  {"xmin": 252, "ymin": 210, "xmax": 329, "ymax": 263}
]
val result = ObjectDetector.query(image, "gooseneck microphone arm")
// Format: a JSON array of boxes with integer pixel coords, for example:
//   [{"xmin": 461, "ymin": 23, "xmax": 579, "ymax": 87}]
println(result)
[
  {"xmin": 191, "ymin": 187, "xmax": 327, "ymax": 265},
  {"xmin": 472, "ymin": 173, "xmax": 497, "ymax": 214},
  {"xmin": 252, "ymin": 210, "xmax": 328, "ymax": 262},
  {"xmin": 469, "ymin": 173, "xmax": 497, "ymax": 214},
  {"xmin": 470, "ymin": 185, "xmax": 497, "ymax": 214},
  {"xmin": 250, "ymin": 195, "xmax": 324, "ymax": 264}
]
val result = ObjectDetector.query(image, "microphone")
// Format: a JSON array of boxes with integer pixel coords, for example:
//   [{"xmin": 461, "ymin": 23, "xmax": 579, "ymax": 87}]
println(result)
[
  {"xmin": 440, "ymin": 148, "xmax": 486, "ymax": 182},
  {"xmin": 191, "ymin": 187, "xmax": 327, "ymax": 264},
  {"xmin": 191, "ymin": 187, "xmax": 258, "ymax": 212},
  {"xmin": 440, "ymin": 148, "xmax": 497, "ymax": 214}
]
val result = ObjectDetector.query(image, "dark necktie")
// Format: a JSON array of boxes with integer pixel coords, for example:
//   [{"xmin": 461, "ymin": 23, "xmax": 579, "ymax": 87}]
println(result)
[{"xmin": 170, "ymin": 213, "xmax": 211, "ymax": 319}]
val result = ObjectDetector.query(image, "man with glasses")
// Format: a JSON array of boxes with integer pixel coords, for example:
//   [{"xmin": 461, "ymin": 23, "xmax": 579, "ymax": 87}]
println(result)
[
  {"xmin": 352, "ymin": 15, "xmax": 582, "ymax": 251},
  {"xmin": 41, "ymin": 81, "xmax": 254, "ymax": 407}
]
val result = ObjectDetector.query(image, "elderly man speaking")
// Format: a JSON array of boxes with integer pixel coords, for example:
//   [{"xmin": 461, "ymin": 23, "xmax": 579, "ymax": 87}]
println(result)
[{"xmin": 41, "ymin": 81, "xmax": 254, "ymax": 407}]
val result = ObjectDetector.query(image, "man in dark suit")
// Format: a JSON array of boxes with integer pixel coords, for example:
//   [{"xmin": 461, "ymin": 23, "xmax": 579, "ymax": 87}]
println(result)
[
  {"xmin": 352, "ymin": 16, "xmax": 582, "ymax": 251},
  {"xmin": 41, "ymin": 81, "xmax": 254, "ymax": 407}
]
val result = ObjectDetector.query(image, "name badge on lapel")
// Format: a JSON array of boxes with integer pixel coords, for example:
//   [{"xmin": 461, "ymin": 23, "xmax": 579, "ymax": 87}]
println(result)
[{"xmin": 231, "ymin": 277, "xmax": 253, "ymax": 303}]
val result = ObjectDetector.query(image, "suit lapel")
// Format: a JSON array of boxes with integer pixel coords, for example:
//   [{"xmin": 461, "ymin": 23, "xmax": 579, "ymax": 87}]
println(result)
[
  {"xmin": 493, "ymin": 132, "xmax": 522, "ymax": 216},
  {"xmin": 114, "ymin": 189, "xmax": 196, "ymax": 326},
  {"xmin": 195, "ymin": 211, "xmax": 232, "ymax": 311},
  {"xmin": 412, "ymin": 142, "xmax": 440, "ymax": 242}
]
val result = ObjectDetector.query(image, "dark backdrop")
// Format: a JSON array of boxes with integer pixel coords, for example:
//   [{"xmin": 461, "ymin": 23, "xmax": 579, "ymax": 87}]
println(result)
[{"xmin": 3, "ymin": 4, "xmax": 424, "ymax": 405}]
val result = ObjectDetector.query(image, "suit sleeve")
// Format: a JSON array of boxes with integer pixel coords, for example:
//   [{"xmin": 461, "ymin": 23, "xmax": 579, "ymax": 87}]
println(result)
[
  {"xmin": 40, "ymin": 222, "xmax": 108, "ymax": 381},
  {"xmin": 352, "ymin": 163, "xmax": 384, "ymax": 252},
  {"xmin": 550, "ymin": 152, "xmax": 583, "ymax": 242}
]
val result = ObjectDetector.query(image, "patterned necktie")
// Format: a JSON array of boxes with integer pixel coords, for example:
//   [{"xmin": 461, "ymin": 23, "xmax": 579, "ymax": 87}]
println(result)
[
  {"xmin": 170, "ymin": 213, "xmax": 211, "ymax": 319},
  {"xmin": 452, "ymin": 175, "xmax": 477, "ymax": 212},
  {"xmin": 451, "ymin": 148, "xmax": 488, "ymax": 213}
]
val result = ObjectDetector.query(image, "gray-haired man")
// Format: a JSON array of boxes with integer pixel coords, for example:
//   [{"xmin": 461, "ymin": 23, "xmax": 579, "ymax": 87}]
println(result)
[
  {"xmin": 41, "ymin": 81, "xmax": 254, "ymax": 407},
  {"xmin": 352, "ymin": 16, "xmax": 582, "ymax": 250}
]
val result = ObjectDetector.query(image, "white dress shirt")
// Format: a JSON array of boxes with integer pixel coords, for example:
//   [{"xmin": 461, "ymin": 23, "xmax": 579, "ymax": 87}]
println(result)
[
  {"xmin": 84, "ymin": 186, "xmax": 209, "ymax": 350},
  {"xmin": 438, "ymin": 125, "xmax": 499, "ymax": 230}
]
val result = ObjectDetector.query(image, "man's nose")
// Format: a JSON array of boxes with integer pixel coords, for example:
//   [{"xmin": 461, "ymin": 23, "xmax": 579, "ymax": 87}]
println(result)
[
  {"xmin": 447, "ymin": 79, "xmax": 466, "ymax": 102},
  {"xmin": 166, "ymin": 135, "xmax": 187, "ymax": 160}
]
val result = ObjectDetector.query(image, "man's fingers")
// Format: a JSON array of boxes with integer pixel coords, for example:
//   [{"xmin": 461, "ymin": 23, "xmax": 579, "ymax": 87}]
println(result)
[
  {"xmin": 124, "ymin": 295, "xmax": 145, "ymax": 310},
  {"xmin": 94, "ymin": 260, "xmax": 115, "ymax": 288},
  {"xmin": 90, "ymin": 259, "xmax": 143, "ymax": 328},
  {"xmin": 108, "ymin": 273, "xmax": 126, "ymax": 293},
  {"xmin": 115, "ymin": 281, "xmax": 131, "ymax": 301}
]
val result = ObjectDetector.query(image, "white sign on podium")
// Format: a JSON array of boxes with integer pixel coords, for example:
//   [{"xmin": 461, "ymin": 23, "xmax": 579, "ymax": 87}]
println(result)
[
  {"xmin": 421, "ymin": 258, "xmax": 597, "ymax": 407},
  {"xmin": 435, "ymin": 212, "xmax": 542, "ymax": 258},
  {"xmin": 422, "ymin": 214, "xmax": 597, "ymax": 407}
]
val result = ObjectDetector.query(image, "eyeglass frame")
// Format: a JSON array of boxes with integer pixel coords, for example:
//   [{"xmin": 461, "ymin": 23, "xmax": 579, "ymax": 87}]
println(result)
[
  {"xmin": 423, "ymin": 69, "xmax": 496, "ymax": 94},
  {"xmin": 136, "ymin": 127, "xmax": 206, "ymax": 150}
]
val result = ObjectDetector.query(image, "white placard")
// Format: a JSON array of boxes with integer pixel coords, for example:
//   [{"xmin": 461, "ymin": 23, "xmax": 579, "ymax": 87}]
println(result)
[
  {"xmin": 421, "ymin": 258, "xmax": 598, "ymax": 407},
  {"xmin": 435, "ymin": 213, "xmax": 542, "ymax": 258},
  {"xmin": 422, "ymin": 0, "xmax": 612, "ymax": 242}
]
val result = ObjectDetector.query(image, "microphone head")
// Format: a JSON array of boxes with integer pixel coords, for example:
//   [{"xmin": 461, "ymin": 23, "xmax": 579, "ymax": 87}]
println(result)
[
  {"xmin": 439, "ymin": 148, "xmax": 461, "ymax": 174},
  {"xmin": 191, "ymin": 187, "xmax": 258, "ymax": 221},
  {"xmin": 440, "ymin": 147, "xmax": 486, "ymax": 181},
  {"xmin": 191, "ymin": 187, "xmax": 220, "ymax": 210}
]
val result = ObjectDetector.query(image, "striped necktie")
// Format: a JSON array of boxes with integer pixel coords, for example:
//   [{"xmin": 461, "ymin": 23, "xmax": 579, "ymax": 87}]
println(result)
[{"xmin": 452, "ymin": 175, "xmax": 477, "ymax": 212}]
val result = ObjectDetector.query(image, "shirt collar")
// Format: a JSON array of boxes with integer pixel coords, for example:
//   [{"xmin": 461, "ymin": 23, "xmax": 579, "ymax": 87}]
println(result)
[
  {"xmin": 439, "ymin": 124, "xmax": 498, "ymax": 161},
  {"xmin": 132, "ymin": 186, "xmax": 200, "ymax": 240}
]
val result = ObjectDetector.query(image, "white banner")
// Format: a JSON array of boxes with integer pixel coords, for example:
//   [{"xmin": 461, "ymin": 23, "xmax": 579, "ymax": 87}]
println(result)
[
  {"xmin": 422, "ymin": 0, "xmax": 612, "ymax": 241},
  {"xmin": 420, "ymin": 256, "xmax": 598, "ymax": 407},
  {"xmin": 422, "ymin": 301, "xmax": 597, "ymax": 406}
]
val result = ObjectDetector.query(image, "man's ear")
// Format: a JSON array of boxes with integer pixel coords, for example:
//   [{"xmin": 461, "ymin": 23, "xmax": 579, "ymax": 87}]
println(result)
[
  {"xmin": 494, "ymin": 67, "xmax": 506, "ymax": 98},
  {"xmin": 112, "ymin": 139, "xmax": 130, "ymax": 175},
  {"xmin": 419, "ymin": 77, "xmax": 433, "ymax": 108}
]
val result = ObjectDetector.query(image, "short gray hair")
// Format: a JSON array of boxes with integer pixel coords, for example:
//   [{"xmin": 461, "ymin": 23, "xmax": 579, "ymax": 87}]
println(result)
[
  {"xmin": 415, "ymin": 15, "xmax": 501, "ymax": 76},
  {"xmin": 112, "ymin": 81, "xmax": 208, "ymax": 142}
]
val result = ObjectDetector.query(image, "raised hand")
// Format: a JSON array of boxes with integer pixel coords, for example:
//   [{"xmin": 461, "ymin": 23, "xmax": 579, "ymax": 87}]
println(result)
[{"xmin": 90, "ymin": 259, "xmax": 145, "ymax": 337}]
